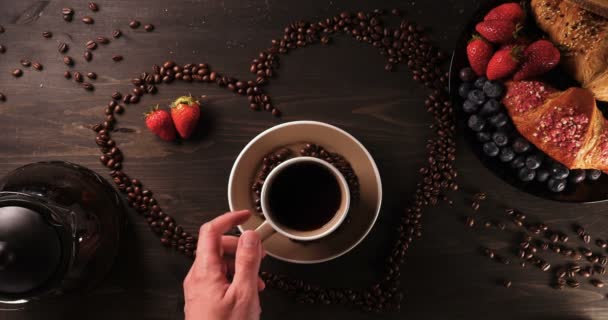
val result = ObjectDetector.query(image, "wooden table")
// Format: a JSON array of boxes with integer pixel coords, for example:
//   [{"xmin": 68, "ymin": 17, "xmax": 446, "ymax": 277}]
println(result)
[{"xmin": 2, "ymin": 0, "xmax": 607, "ymax": 319}]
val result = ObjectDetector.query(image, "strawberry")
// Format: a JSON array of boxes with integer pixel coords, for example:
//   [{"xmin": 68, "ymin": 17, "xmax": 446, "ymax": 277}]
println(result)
[
  {"xmin": 475, "ymin": 20, "xmax": 521, "ymax": 44},
  {"xmin": 145, "ymin": 106, "xmax": 177, "ymax": 141},
  {"xmin": 513, "ymin": 40, "xmax": 560, "ymax": 81},
  {"xmin": 467, "ymin": 35, "xmax": 494, "ymax": 76},
  {"xmin": 484, "ymin": 3, "xmax": 525, "ymax": 23},
  {"xmin": 486, "ymin": 45, "xmax": 522, "ymax": 80},
  {"xmin": 170, "ymin": 95, "xmax": 201, "ymax": 139}
]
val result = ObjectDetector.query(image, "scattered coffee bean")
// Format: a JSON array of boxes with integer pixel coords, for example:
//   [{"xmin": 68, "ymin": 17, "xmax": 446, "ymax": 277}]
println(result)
[
  {"xmin": 112, "ymin": 92, "xmax": 122, "ymax": 100},
  {"xmin": 84, "ymin": 50, "xmax": 93, "ymax": 62},
  {"xmin": 12, "ymin": 69, "xmax": 22, "ymax": 77},
  {"xmin": 88, "ymin": 2, "xmax": 99, "ymax": 11},
  {"xmin": 144, "ymin": 24, "xmax": 154, "ymax": 32},
  {"xmin": 583, "ymin": 234, "xmax": 591, "ymax": 244},
  {"xmin": 0, "ymin": 25, "xmax": 4, "ymax": 33},
  {"xmin": 82, "ymin": 16, "xmax": 94, "ymax": 24},
  {"xmin": 63, "ymin": 14, "xmax": 73, "ymax": 22},
  {"xmin": 112, "ymin": 55, "xmax": 123, "ymax": 62},
  {"xmin": 20, "ymin": 59, "xmax": 31, "ymax": 67},
  {"xmin": 112, "ymin": 29, "xmax": 122, "ymax": 38},
  {"xmin": 592, "ymin": 279, "xmax": 605, "ymax": 288},
  {"xmin": 86, "ymin": 40, "xmax": 97, "ymax": 50},
  {"xmin": 61, "ymin": 7, "xmax": 73, "ymax": 15},
  {"xmin": 74, "ymin": 71, "xmax": 83, "ymax": 82},
  {"xmin": 0, "ymin": 45, "xmax": 6, "ymax": 53},
  {"xmin": 567, "ymin": 278, "xmax": 580, "ymax": 288},
  {"xmin": 42, "ymin": 31, "xmax": 52, "ymax": 38},
  {"xmin": 58, "ymin": 42, "xmax": 69, "ymax": 53},
  {"xmin": 63, "ymin": 71, "xmax": 71, "ymax": 79},
  {"xmin": 32, "ymin": 62, "xmax": 43, "ymax": 71},
  {"xmin": 129, "ymin": 20, "xmax": 140, "ymax": 28},
  {"xmin": 97, "ymin": 36, "xmax": 109, "ymax": 44},
  {"xmin": 0, "ymin": 93, "xmax": 5, "ymax": 101},
  {"xmin": 502, "ymin": 280, "xmax": 512, "ymax": 288},
  {"xmin": 63, "ymin": 56, "xmax": 74, "ymax": 66},
  {"xmin": 86, "ymin": 72, "xmax": 97, "ymax": 80},
  {"xmin": 82, "ymin": 82, "xmax": 94, "ymax": 91}
]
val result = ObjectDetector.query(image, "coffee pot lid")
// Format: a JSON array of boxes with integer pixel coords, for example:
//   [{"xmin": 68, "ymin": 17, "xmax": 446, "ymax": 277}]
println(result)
[{"xmin": 0, "ymin": 205, "xmax": 62, "ymax": 295}]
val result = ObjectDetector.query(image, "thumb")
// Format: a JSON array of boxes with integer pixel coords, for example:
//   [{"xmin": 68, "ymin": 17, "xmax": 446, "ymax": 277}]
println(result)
[{"xmin": 232, "ymin": 231, "xmax": 262, "ymax": 291}]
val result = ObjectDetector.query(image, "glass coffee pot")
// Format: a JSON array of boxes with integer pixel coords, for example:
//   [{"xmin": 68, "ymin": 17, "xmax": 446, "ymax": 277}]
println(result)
[{"xmin": 0, "ymin": 161, "xmax": 126, "ymax": 306}]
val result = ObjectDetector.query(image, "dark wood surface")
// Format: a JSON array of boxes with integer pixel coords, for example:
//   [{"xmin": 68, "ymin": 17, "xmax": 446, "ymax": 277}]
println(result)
[{"xmin": 1, "ymin": 0, "xmax": 606, "ymax": 319}]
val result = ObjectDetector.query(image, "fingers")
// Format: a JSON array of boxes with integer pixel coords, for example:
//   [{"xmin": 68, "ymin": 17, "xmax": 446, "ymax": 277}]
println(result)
[
  {"xmin": 230, "ymin": 231, "xmax": 263, "ymax": 293},
  {"xmin": 225, "ymin": 257, "xmax": 266, "ymax": 292},
  {"xmin": 194, "ymin": 210, "xmax": 251, "ymax": 277},
  {"xmin": 221, "ymin": 236, "xmax": 239, "ymax": 256}
]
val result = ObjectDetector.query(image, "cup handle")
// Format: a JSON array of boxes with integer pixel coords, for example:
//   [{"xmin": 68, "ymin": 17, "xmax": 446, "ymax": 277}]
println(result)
[{"xmin": 254, "ymin": 221, "xmax": 275, "ymax": 242}]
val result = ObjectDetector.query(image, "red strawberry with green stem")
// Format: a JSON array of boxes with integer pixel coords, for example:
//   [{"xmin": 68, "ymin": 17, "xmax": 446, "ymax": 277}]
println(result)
[
  {"xmin": 145, "ymin": 105, "xmax": 177, "ymax": 141},
  {"xmin": 171, "ymin": 95, "xmax": 201, "ymax": 139},
  {"xmin": 467, "ymin": 35, "xmax": 494, "ymax": 76},
  {"xmin": 484, "ymin": 3, "xmax": 526, "ymax": 23},
  {"xmin": 475, "ymin": 20, "xmax": 521, "ymax": 44},
  {"xmin": 486, "ymin": 45, "xmax": 522, "ymax": 80},
  {"xmin": 513, "ymin": 40, "xmax": 560, "ymax": 81}
]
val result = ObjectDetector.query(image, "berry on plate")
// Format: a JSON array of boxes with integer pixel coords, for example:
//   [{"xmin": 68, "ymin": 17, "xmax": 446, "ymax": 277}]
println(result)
[
  {"xmin": 171, "ymin": 95, "xmax": 201, "ymax": 139},
  {"xmin": 467, "ymin": 36, "xmax": 494, "ymax": 76},
  {"xmin": 475, "ymin": 20, "xmax": 521, "ymax": 44},
  {"xmin": 145, "ymin": 105, "xmax": 177, "ymax": 142},
  {"xmin": 486, "ymin": 45, "xmax": 522, "ymax": 80},
  {"xmin": 484, "ymin": 3, "xmax": 525, "ymax": 23},
  {"xmin": 513, "ymin": 40, "xmax": 560, "ymax": 81}
]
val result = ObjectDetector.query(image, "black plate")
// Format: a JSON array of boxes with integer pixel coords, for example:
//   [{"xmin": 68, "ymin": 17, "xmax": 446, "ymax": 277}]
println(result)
[{"xmin": 448, "ymin": 0, "xmax": 608, "ymax": 203}]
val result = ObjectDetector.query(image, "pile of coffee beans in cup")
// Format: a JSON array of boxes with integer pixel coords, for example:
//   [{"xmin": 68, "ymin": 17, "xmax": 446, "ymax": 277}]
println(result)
[
  {"xmin": 251, "ymin": 143, "xmax": 360, "ymax": 216},
  {"xmin": 87, "ymin": 8, "xmax": 455, "ymax": 312}
]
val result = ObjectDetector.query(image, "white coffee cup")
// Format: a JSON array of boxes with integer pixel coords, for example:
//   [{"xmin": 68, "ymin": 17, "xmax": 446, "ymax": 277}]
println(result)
[{"xmin": 255, "ymin": 157, "xmax": 351, "ymax": 242}]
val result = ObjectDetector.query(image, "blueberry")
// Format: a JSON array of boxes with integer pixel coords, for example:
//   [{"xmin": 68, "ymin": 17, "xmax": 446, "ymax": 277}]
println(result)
[
  {"xmin": 525, "ymin": 154, "xmax": 543, "ymax": 170},
  {"xmin": 477, "ymin": 131, "xmax": 492, "ymax": 142},
  {"xmin": 462, "ymin": 99, "xmax": 479, "ymax": 113},
  {"xmin": 492, "ymin": 132, "xmax": 509, "ymax": 147},
  {"xmin": 467, "ymin": 89, "xmax": 486, "ymax": 105},
  {"xmin": 547, "ymin": 178, "xmax": 567, "ymax": 193},
  {"xmin": 550, "ymin": 163, "xmax": 570, "ymax": 179},
  {"xmin": 536, "ymin": 169, "xmax": 550, "ymax": 182},
  {"xmin": 468, "ymin": 114, "xmax": 486, "ymax": 132},
  {"xmin": 499, "ymin": 147, "xmax": 515, "ymax": 162},
  {"xmin": 512, "ymin": 137, "xmax": 531, "ymax": 153},
  {"xmin": 474, "ymin": 76, "xmax": 487, "ymax": 89},
  {"xmin": 568, "ymin": 169, "xmax": 586, "ymax": 184},
  {"xmin": 587, "ymin": 169, "xmax": 602, "ymax": 181},
  {"xmin": 459, "ymin": 67, "xmax": 476, "ymax": 82},
  {"xmin": 479, "ymin": 99, "xmax": 502, "ymax": 116},
  {"xmin": 459, "ymin": 82, "xmax": 472, "ymax": 98},
  {"xmin": 488, "ymin": 112, "xmax": 509, "ymax": 128},
  {"xmin": 483, "ymin": 80, "xmax": 505, "ymax": 98},
  {"xmin": 510, "ymin": 156, "xmax": 526, "ymax": 169},
  {"xmin": 518, "ymin": 167, "xmax": 536, "ymax": 182},
  {"xmin": 483, "ymin": 142, "xmax": 500, "ymax": 157}
]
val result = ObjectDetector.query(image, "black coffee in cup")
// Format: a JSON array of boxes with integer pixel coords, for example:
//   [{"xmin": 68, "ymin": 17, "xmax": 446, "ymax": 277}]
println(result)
[{"xmin": 267, "ymin": 161, "xmax": 341, "ymax": 231}]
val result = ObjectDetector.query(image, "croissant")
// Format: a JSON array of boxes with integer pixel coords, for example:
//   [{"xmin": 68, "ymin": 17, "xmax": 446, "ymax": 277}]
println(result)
[
  {"xmin": 531, "ymin": 0, "xmax": 608, "ymax": 101},
  {"xmin": 502, "ymin": 81, "xmax": 608, "ymax": 172}
]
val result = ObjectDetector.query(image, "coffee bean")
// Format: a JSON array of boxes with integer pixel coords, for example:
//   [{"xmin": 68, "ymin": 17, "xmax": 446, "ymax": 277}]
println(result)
[
  {"xmin": 112, "ymin": 92, "xmax": 122, "ymax": 100},
  {"xmin": 0, "ymin": 45, "xmax": 6, "ymax": 54},
  {"xmin": 63, "ymin": 14, "xmax": 73, "ymax": 22},
  {"xmin": 130, "ymin": 95, "xmax": 139, "ymax": 104},
  {"xmin": 502, "ymin": 280, "xmax": 512, "ymax": 288},
  {"xmin": 74, "ymin": 71, "xmax": 83, "ymax": 82},
  {"xmin": 129, "ymin": 20, "xmax": 140, "ymax": 28},
  {"xmin": 20, "ymin": 59, "xmax": 31, "ymax": 67},
  {"xmin": 592, "ymin": 279, "xmax": 605, "ymax": 288},
  {"xmin": 144, "ymin": 24, "xmax": 154, "ymax": 32},
  {"xmin": 540, "ymin": 262, "xmax": 551, "ymax": 272},
  {"xmin": 12, "ymin": 69, "xmax": 22, "ymax": 77},
  {"xmin": 42, "ymin": 31, "xmax": 52, "ymax": 38},
  {"xmin": 569, "ymin": 264, "xmax": 582, "ymax": 273},
  {"xmin": 0, "ymin": 93, "xmax": 5, "ymax": 101},
  {"xmin": 84, "ymin": 50, "xmax": 93, "ymax": 61},
  {"xmin": 63, "ymin": 56, "xmax": 74, "ymax": 66},
  {"xmin": 83, "ymin": 82, "xmax": 94, "ymax": 91},
  {"xmin": 272, "ymin": 108, "xmax": 282, "ymax": 117},
  {"xmin": 112, "ymin": 29, "xmax": 122, "ymax": 38},
  {"xmin": 86, "ymin": 40, "xmax": 97, "ymax": 50},
  {"xmin": 97, "ymin": 36, "xmax": 109, "ymax": 44},
  {"xmin": 58, "ymin": 42, "xmax": 69, "ymax": 53},
  {"xmin": 567, "ymin": 278, "xmax": 580, "ymax": 288},
  {"xmin": 583, "ymin": 234, "xmax": 591, "ymax": 244},
  {"xmin": 115, "ymin": 105, "xmax": 124, "ymax": 114},
  {"xmin": 112, "ymin": 55, "xmax": 123, "ymax": 62},
  {"xmin": 82, "ymin": 16, "xmax": 94, "ymax": 24},
  {"xmin": 88, "ymin": 2, "xmax": 99, "ymax": 11},
  {"xmin": 32, "ymin": 62, "xmax": 43, "ymax": 71},
  {"xmin": 62, "ymin": 7, "xmax": 74, "ymax": 15},
  {"xmin": 87, "ymin": 72, "xmax": 97, "ymax": 79},
  {"xmin": 63, "ymin": 71, "xmax": 71, "ymax": 79}
]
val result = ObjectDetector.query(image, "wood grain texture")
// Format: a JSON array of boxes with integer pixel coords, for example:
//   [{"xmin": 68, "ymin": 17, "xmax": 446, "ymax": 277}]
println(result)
[{"xmin": 3, "ymin": 0, "xmax": 606, "ymax": 319}]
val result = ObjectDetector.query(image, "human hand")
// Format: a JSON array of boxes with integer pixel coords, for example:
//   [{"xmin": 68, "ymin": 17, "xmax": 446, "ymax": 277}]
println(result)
[{"xmin": 184, "ymin": 210, "xmax": 266, "ymax": 320}]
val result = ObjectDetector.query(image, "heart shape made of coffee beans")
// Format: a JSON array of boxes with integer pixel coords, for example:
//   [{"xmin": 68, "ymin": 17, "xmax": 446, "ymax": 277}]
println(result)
[{"xmin": 93, "ymin": 8, "xmax": 456, "ymax": 312}]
